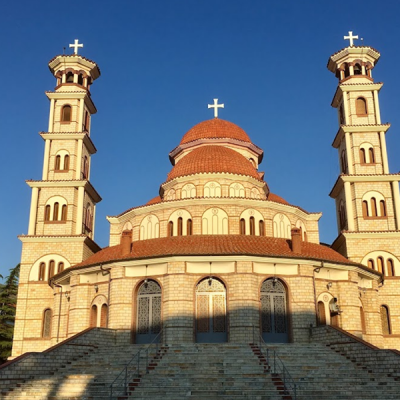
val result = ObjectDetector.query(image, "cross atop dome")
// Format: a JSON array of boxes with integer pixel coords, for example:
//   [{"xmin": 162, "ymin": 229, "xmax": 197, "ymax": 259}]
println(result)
[
  {"xmin": 208, "ymin": 98, "xmax": 224, "ymax": 118},
  {"xmin": 344, "ymin": 31, "xmax": 359, "ymax": 47},
  {"xmin": 69, "ymin": 39, "xmax": 84, "ymax": 55}
]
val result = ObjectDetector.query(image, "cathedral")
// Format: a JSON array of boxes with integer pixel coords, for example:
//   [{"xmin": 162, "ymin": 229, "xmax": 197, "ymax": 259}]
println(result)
[{"xmin": 11, "ymin": 33, "xmax": 400, "ymax": 359}]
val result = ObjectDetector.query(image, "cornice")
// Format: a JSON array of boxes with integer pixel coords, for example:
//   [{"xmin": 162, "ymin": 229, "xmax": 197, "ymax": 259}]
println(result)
[
  {"xmin": 329, "ymin": 173, "xmax": 400, "ymax": 198},
  {"xmin": 332, "ymin": 124, "xmax": 390, "ymax": 148},
  {"xmin": 26, "ymin": 180, "xmax": 102, "ymax": 203},
  {"xmin": 39, "ymin": 132, "xmax": 96, "ymax": 154},
  {"xmin": 45, "ymin": 91, "xmax": 97, "ymax": 114},
  {"xmin": 331, "ymin": 82, "xmax": 383, "ymax": 108}
]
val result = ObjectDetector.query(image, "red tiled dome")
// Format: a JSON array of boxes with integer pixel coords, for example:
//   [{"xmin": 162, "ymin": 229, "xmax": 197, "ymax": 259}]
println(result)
[
  {"xmin": 180, "ymin": 119, "xmax": 251, "ymax": 144},
  {"xmin": 167, "ymin": 145, "xmax": 261, "ymax": 182}
]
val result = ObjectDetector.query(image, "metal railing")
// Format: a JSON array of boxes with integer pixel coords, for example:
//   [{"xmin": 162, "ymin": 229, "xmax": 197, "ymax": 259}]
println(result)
[
  {"xmin": 252, "ymin": 326, "xmax": 298, "ymax": 400},
  {"xmin": 109, "ymin": 328, "xmax": 164, "ymax": 400}
]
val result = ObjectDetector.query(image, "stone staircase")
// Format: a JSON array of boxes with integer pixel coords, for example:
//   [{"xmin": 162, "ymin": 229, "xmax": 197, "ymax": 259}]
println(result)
[
  {"xmin": 1, "ymin": 327, "xmax": 400, "ymax": 400},
  {"xmin": 126, "ymin": 343, "xmax": 282, "ymax": 400}
]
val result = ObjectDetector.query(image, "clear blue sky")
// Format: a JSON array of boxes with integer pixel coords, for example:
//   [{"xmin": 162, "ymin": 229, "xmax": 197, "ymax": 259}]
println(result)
[{"xmin": 1, "ymin": 0, "xmax": 400, "ymax": 280}]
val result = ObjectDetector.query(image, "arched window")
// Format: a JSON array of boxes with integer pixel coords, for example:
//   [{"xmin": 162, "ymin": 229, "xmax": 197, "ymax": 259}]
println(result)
[
  {"xmin": 66, "ymin": 72, "xmax": 74, "ymax": 83},
  {"xmin": 45, "ymin": 205, "xmax": 51, "ymax": 221},
  {"xmin": 90, "ymin": 305, "xmax": 97, "ymax": 328},
  {"xmin": 371, "ymin": 198, "xmax": 377, "ymax": 217},
  {"xmin": 38, "ymin": 262, "xmax": 46, "ymax": 281},
  {"xmin": 368, "ymin": 148, "xmax": 375, "ymax": 163},
  {"xmin": 100, "ymin": 304, "xmax": 108, "ymax": 328},
  {"xmin": 259, "ymin": 220, "xmax": 265, "ymax": 236},
  {"xmin": 84, "ymin": 111, "xmax": 90, "ymax": 132},
  {"xmin": 359, "ymin": 148, "xmax": 366, "ymax": 164},
  {"xmin": 377, "ymin": 256, "xmax": 384, "ymax": 274},
  {"xmin": 344, "ymin": 63, "xmax": 350, "ymax": 78},
  {"xmin": 240, "ymin": 218, "xmax": 246, "ymax": 235},
  {"xmin": 61, "ymin": 205, "xmax": 67, "ymax": 221},
  {"xmin": 57, "ymin": 262, "xmax": 64, "ymax": 274},
  {"xmin": 177, "ymin": 217, "xmax": 183, "ymax": 236},
  {"xmin": 354, "ymin": 63, "xmax": 362, "ymax": 75},
  {"xmin": 168, "ymin": 221, "xmax": 173, "ymax": 237},
  {"xmin": 64, "ymin": 155, "xmax": 70, "ymax": 170},
  {"xmin": 48, "ymin": 260, "xmax": 55, "ymax": 278},
  {"xmin": 341, "ymin": 150, "xmax": 347, "ymax": 173},
  {"xmin": 249, "ymin": 217, "xmax": 255, "ymax": 235},
  {"xmin": 339, "ymin": 104, "xmax": 345, "ymax": 125},
  {"xmin": 53, "ymin": 202, "xmax": 59, "ymax": 221},
  {"xmin": 187, "ymin": 219, "xmax": 193, "ymax": 235},
  {"xmin": 42, "ymin": 309, "xmax": 52, "ymax": 338},
  {"xmin": 356, "ymin": 97, "xmax": 367, "ymax": 115},
  {"xmin": 61, "ymin": 105, "xmax": 71, "ymax": 122},
  {"xmin": 55, "ymin": 155, "xmax": 61, "ymax": 170},
  {"xmin": 82, "ymin": 156, "xmax": 89, "ymax": 179},
  {"xmin": 380, "ymin": 200, "xmax": 386, "ymax": 217},
  {"xmin": 78, "ymin": 74, "xmax": 84, "ymax": 85},
  {"xmin": 360, "ymin": 307, "xmax": 366, "ymax": 334},
  {"xmin": 380, "ymin": 305, "xmax": 391, "ymax": 335},
  {"xmin": 387, "ymin": 259, "xmax": 395, "ymax": 277},
  {"xmin": 339, "ymin": 201, "xmax": 346, "ymax": 229},
  {"xmin": 367, "ymin": 259, "xmax": 374, "ymax": 270}
]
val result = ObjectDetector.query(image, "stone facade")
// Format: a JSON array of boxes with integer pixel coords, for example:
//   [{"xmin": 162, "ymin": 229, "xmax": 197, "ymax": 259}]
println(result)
[{"xmin": 10, "ymin": 41, "xmax": 400, "ymax": 360}]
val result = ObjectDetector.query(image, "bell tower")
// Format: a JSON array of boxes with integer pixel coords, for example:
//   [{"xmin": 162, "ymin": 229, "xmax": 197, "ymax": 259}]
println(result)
[
  {"xmin": 329, "ymin": 32, "xmax": 400, "ymax": 274},
  {"xmin": 12, "ymin": 41, "xmax": 102, "ymax": 356}
]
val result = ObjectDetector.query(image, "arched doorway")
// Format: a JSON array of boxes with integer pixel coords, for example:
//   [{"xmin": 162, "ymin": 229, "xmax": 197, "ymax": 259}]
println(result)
[
  {"xmin": 136, "ymin": 280, "xmax": 162, "ymax": 344},
  {"xmin": 195, "ymin": 278, "xmax": 227, "ymax": 343},
  {"xmin": 260, "ymin": 279, "xmax": 289, "ymax": 343},
  {"xmin": 318, "ymin": 301, "xmax": 326, "ymax": 325}
]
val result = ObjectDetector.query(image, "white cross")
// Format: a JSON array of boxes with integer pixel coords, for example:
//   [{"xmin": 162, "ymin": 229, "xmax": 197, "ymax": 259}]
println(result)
[
  {"xmin": 344, "ymin": 31, "xmax": 359, "ymax": 47},
  {"xmin": 69, "ymin": 39, "xmax": 84, "ymax": 55},
  {"xmin": 208, "ymin": 98, "xmax": 224, "ymax": 118}
]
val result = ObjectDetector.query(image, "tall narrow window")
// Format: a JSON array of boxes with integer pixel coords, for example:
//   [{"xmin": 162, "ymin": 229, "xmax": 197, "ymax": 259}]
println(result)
[
  {"xmin": 90, "ymin": 305, "xmax": 97, "ymax": 327},
  {"xmin": 367, "ymin": 259, "xmax": 374, "ymax": 270},
  {"xmin": 55, "ymin": 155, "xmax": 61, "ymax": 170},
  {"xmin": 100, "ymin": 304, "xmax": 108, "ymax": 328},
  {"xmin": 82, "ymin": 156, "xmax": 89, "ymax": 179},
  {"xmin": 362, "ymin": 200, "xmax": 369, "ymax": 217},
  {"xmin": 303, "ymin": 231, "xmax": 308, "ymax": 242},
  {"xmin": 240, "ymin": 218, "xmax": 245, "ymax": 235},
  {"xmin": 45, "ymin": 205, "xmax": 51, "ymax": 221},
  {"xmin": 339, "ymin": 105, "xmax": 345, "ymax": 125},
  {"xmin": 380, "ymin": 305, "xmax": 391, "ymax": 335},
  {"xmin": 64, "ymin": 155, "xmax": 70, "ymax": 170},
  {"xmin": 371, "ymin": 198, "xmax": 377, "ymax": 217},
  {"xmin": 48, "ymin": 260, "xmax": 55, "ymax": 278},
  {"xmin": 341, "ymin": 150, "xmax": 347, "ymax": 173},
  {"xmin": 356, "ymin": 97, "xmax": 367, "ymax": 115},
  {"xmin": 344, "ymin": 63, "xmax": 350, "ymax": 78},
  {"xmin": 61, "ymin": 105, "xmax": 72, "ymax": 122},
  {"xmin": 187, "ymin": 219, "xmax": 193, "ymax": 235},
  {"xmin": 42, "ymin": 309, "xmax": 52, "ymax": 338},
  {"xmin": 39, "ymin": 262, "xmax": 46, "ymax": 281},
  {"xmin": 387, "ymin": 259, "xmax": 395, "ymax": 277},
  {"xmin": 359, "ymin": 148, "xmax": 366, "ymax": 164},
  {"xmin": 168, "ymin": 221, "xmax": 173, "ymax": 237},
  {"xmin": 66, "ymin": 72, "xmax": 74, "ymax": 83},
  {"xmin": 84, "ymin": 111, "xmax": 90, "ymax": 132},
  {"xmin": 360, "ymin": 307, "xmax": 366, "ymax": 334},
  {"xmin": 61, "ymin": 204, "xmax": 67, "ymax": 221},
  {"xmin": 57, "ymin": 262, "xmax": 64, "ymax": 274},
  {"xmin": 177, "ymin": 217, "xmax": 183, "ymax": 236},
  {"xmin": 259, "ymin": 220, "xmax": 265, "ymax": 236},
  {"xmin": 380, "ymin": 200, "xmax": 386, "ymax": 217},
  {"xmin": 53, "ymin": 202, "xmax": 59, "ymax": 221},
  {"xmin": 78, "ymin": 74, "xmax": 84, "ymax": 85},
  {"xmin": 368, "ymin": 148, "xmax": 375, "ymax": 163},
  {"xmin": 377, "ymin": 257, "xmax": 384, "ymax": 274},
  {"xmin": 249, "ymin": 217, "xmax": 255, "ymax": 235}
]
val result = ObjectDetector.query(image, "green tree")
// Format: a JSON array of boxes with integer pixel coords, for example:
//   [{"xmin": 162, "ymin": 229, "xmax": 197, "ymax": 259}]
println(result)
[{"xmin": 0, "ymin": 264, "xmax": 20, "ymax": 364}]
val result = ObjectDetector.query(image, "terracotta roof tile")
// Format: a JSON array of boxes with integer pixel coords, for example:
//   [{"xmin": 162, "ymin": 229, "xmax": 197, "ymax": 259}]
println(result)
[
  {"xmin": 69, "ymin": 235, "xmax": 362, "ymax": 270},
  {"xmin": 180, "ymin": 119, "xmax": 251, "ymax": 144},
  {"xmin": 146, "ymin": 196, "xmax": 162, "ymax": 205},
  {"xmin": 167, "ymin": 145, "xmax": 261, "ymax": 182},
  {"xmin": 268, "ymin": 193, "xmax": 289, "ymax": 205}
]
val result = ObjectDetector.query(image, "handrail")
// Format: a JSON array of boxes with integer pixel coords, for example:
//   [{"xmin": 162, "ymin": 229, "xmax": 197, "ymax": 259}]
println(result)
[
  {"xmin": 109, "ymin": 328, "xmax": 164, "ymax": 400},
  {"xmin": 252, "ymin": 326, "xmax": 298, "ymax": 400}
]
